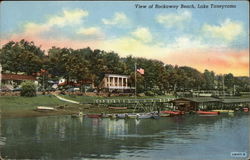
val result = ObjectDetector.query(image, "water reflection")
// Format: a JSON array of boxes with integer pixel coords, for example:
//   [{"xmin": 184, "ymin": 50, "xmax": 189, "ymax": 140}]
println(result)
[{"xmin": 0, "ymin": 113, "xmax": 249, "ymax": 159}]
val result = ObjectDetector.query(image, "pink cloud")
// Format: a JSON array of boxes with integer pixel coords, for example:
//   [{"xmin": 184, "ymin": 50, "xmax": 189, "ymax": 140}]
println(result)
[
  {"xmin": 163, "ymin": 49, "xmax": 249, "ymax": 76},
  {"xmin": 0, "ymin": 35, "xmax": 101, "ymax": 52}
]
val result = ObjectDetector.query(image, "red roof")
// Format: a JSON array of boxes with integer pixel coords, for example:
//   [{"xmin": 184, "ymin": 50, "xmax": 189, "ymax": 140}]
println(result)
[{"xmin": 2, "ymin": 74, "xmax": 36, "ymax": 81}]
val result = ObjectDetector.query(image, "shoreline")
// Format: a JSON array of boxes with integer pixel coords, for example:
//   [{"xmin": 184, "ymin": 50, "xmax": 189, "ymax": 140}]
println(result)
[{"xmin": 0, "ymin": 103, "xmax": 136, "ymax": 119}]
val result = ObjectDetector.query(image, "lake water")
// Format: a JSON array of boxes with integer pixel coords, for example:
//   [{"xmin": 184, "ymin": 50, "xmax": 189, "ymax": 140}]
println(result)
[{"xmin": 0, "ymin": 113, "xmax": 249, "ymax": 159}]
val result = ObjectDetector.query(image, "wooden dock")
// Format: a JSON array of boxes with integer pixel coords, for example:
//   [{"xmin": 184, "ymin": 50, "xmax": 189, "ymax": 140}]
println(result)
[{"xmin": 89, "ymin": 98, "xmax": 176, "ymax": 112}]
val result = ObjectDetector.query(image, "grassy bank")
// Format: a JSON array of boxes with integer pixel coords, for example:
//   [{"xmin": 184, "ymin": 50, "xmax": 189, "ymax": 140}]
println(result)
[
  {"xmin": 0, "ymin": 95, "xmax": 71, "ymax": 111},
  {"xmin": 1, "ymin": 95, "xmax": 162, "ymax": 118}
]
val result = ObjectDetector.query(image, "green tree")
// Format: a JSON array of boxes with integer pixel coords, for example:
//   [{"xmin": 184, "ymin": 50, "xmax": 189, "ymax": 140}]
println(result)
[
  {"xmin": 0, "ymin": 40, "xmax": 44, "ymax": 75},
  {"xmin": 203, "ymin": 70, "xmax": 215, "ymax": 90},
  {"xmin": 20, "ymin": 81, "xmax": 37, "ymax": 97},
  {"xmin": 224, "ymin": 73, "xmax": 234, "ymax": 89}
]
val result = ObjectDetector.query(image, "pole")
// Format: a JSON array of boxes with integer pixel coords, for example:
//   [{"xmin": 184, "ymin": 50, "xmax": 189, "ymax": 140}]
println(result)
[
  {"xmin": 222, "ymin": 74, "xmax": 224, "ymax": 97},
  {"xmin": 43, "ymin": 74, "xmax": 45, "ymax": 91},
  {"xmin": 135, "ymin": 62, "xmax": 137, "ymax": 98}
]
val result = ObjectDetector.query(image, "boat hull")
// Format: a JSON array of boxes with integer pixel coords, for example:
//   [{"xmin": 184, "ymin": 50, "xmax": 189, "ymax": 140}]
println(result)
[
  {"xmin": 196, "ymin": 111, "xmax": 219, "ymax": 115},
  {"xmin": 137, "ymin": 114, "xmax": 152, "ymax": 119},
  {"xmin": 161, "ymin": 110, "xmax": 184, "ymax": 116},
  {"xmin": 212, "ymin": 110, "xmax": 234, "ymax": 113},
  {"xmin": 87, "ymin": 114, "xmax": 102, "ymax": 118}
]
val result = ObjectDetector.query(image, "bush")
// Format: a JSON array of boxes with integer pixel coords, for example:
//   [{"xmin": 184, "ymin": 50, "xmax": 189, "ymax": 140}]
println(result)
[
  {"xmin": 144, "ymin": 91, "xmax": 155, "ymax": 96},
  {"xmin": 20, "ymin": 81, "xmax": 37, "ymax": 97}
]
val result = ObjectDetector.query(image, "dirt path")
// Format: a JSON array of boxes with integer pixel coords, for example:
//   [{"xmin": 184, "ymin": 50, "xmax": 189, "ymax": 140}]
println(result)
[{"xmin": 52, "ymin": 93, "xmax": 80, "ymax": 104}]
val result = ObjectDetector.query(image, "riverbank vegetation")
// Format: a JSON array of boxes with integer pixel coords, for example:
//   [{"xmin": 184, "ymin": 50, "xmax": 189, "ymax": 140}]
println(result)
[{"xmin": 1, "ymin": 39, "xmax": 250, "ymax": 95}]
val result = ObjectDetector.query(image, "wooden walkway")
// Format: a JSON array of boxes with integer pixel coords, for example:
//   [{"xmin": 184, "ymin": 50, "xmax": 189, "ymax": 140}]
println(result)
[
  {"xmin": 94, "ymin": 98, "xmax": 175, "ymax": 104},
  {"xmin": 93, "ymin": 98, "xmax": 176, "ymax": 112}
]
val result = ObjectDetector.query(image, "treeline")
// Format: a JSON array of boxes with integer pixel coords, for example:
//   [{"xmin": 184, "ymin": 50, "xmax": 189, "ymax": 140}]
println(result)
[{"xmin": 0, "ymin": 39, "xmax": 249, "ymax": 94}]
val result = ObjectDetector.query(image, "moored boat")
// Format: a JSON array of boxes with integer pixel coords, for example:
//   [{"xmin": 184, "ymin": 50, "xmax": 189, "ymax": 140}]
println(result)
[
  {"xmin": 87, "ymin": 114, "xmax": 102, "ymax": 118},
  {"xmin": 160, "ymin": 113, "xmax": 170, "ymax": 117},
  {"xmin": 243, "ymin": 108, "xmax": 249, "ymax": 112},
  {"xmin": 108, "ymin": 107, "xmax": 128, "ymax": 110},
  {"xmin": 116, "ymin": 114, "xmax": 128, "ymax": 119},
  {"xmin": 212, "ymin": 110, "xmax": 234, "ymax": 113},
  {"xmin": 127, "ymin": 113, "xmax": 138, "ymax": 119},
  {"xmin": 100, "ymin": 113, "xmax": 111, "ymax": 118},
  {"xmin": 137, "ymin": 114, "xmax": 152, "ymax": 119},
  {"xmin": 161, "ymin": 110, "xmax": 184, "ymax": 116},
  {"xmin": 196, "ymin": 111, "xmax": 219, "ymax": 115}
]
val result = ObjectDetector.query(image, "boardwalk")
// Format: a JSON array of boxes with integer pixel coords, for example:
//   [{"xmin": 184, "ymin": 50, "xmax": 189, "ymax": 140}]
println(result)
[{"xmin": 94, "ymin": 98, "xmax": 176, "ymax": 112}]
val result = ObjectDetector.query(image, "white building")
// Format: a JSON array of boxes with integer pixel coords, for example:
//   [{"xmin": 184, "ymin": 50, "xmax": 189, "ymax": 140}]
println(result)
[{"xmin": 99, "ymin": 74, "xmax": 132, "ymax": 92}]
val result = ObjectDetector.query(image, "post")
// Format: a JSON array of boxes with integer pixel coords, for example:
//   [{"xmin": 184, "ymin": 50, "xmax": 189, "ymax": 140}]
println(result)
[
  {"xmin": 42, "ymin": 74, "xmax": 45, "ymax": 91},
  {"xmin": 233, "ymin": 84, "xmax": 236, "ymax": 95},
  {"xmin": 134, "ymin": 62, "xmax": 137, "ymax": 98},
  {"xmin": 222, "ymin": 74, "xmax": 225, "ymax": 96}
]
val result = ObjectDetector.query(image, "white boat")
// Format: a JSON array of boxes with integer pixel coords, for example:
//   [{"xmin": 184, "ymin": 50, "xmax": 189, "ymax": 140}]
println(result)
[
  {"xmin": 36, "ymin": 106, "xmax": 56, "ymax": 111},
  {"xmin": 127, "ymin": 114, "xmax": 139, "ymax": 119},
  {"xmin": 116, "ymin": 114, "xmax": 128, "ymax": 119},
  {"xmin": 137, "ymin": 114, "xmax": 152, "ymax": 119}
]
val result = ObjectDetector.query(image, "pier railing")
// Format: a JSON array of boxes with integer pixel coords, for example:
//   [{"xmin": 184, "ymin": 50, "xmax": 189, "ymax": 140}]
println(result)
[{"xmin": 94, "ymin": 98, "xmax": 175, "ymax": 104}]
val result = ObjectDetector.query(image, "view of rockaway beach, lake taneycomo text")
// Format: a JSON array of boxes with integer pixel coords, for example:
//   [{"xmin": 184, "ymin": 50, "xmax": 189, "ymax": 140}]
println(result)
[{"xmin": 0, "ymin": 1, "xmax": 249, "ymax": 160}]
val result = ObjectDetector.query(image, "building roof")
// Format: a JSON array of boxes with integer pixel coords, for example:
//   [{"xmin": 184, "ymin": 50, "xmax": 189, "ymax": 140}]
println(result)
[
  {"xmin": 221, "ymin": 98, "xmax": 250, "ymax": 103},
  {"xmin": 104, "ymin": 74, "xmax": 129, "ymax": 78},
  {"xmin": 2, "ymin": 74, "xmax": 36, "ymax": 81},
  {"xmin": 172, "ymin": 97, "xmax": 221, "ymax": 103},
  {"xmin": 172, "ymin": 97, "xmax": 250, "ymax": 103}
]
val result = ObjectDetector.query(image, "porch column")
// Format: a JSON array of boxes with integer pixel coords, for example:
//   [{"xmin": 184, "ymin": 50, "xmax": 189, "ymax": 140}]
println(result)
[
  {"xmin": 125, "ymin": 78, "xmax": 128, "ymax": 87},
  {"xmin": 122, "ymin": 78, "xmax": 124, "ymax": 88},
  {"xmin": 112, "ymin": 77, "xmax": 115, "ymax": 87},
  {"xmin": 108, "ymin": 77, "xmax": 110, "ymax": 88},
  {"xmin": 116, "ymin": 77, "xmax": 119, "ymax": 87}
]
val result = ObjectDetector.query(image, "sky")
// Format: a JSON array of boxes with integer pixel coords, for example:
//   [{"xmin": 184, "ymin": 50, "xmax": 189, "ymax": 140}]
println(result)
[{"xmin": 0, "ymin": 1, "xmax": 249, "ymax": 76}]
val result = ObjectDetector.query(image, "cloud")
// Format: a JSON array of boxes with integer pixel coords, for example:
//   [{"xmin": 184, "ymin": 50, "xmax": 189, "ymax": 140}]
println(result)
[
  {"xmin": 156, "ymin": 11, "xmax": 192, "ymax": 28},
  {"xmin": 21, "ymin": 9, "xmax": 89, "ymax": 37},
  {"xmin": 47, "ymin": 9, "xmax": 88, "ymax": 27},
  {"xmin": 202, "ymin": 19, "xmax": 244, "ymax": 42},
  {"xmin": 77, "ymin": 27, "xmax": 103, "ymax": 36},
  {"xmin": 102, "ymin": 12, "xmax": 129, "ymax": 26},
  {"xmin": 131, "ymin": 27, "xmax": 152, "ymax": 43},
  {"xmin": 169, "ymin": 36, "xmax": 208, "ymax": 49}
]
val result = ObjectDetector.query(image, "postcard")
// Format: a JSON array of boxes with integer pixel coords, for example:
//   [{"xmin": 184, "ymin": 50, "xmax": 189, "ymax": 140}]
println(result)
[{"xmin": 0, "ymin": 1, "xmax": 249, "ymax": 160}]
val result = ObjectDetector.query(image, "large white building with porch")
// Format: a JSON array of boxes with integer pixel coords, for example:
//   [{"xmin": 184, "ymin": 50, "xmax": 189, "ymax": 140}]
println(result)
[{"xmin": 99, "ymin": 74, "xmax": 132, "ymax": 92}]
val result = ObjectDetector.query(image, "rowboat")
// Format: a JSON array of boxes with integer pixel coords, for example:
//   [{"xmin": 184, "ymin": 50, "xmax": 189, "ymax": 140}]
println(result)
[
  {"xmin": 100, "ymin": 114, "xmax": 111, "ymax": 118},
  {"xmin": 161, "ymin": 110, "xmax": 184, "ymax": 116},
  {"xmin": 116, "ymin": 114, "xmax": 128, "ymax": 119},
  {"xmin": 36, "ymin": 106, "xmax": 56, "ymax": 111},
  {"xmin": 87, "ymin": 114, "xmax": 102, "ymax": 118},
  {"xmin": 127, "ymin": 114, "xmax": 138, "ymax": 119},
  {"xmin": 196, "ymin": 111, "xmax": 219, "ymax": 115},
  {"xmin": 160, "ymin": 113, "xmax": 171, "ymax": 117},
  {"xmin": 212, "ymin": 110, "xmax": 234, "ymax": 113},
  {"xmin": 108, "ymin": 107, "xmax": 127, "ymax": 110},
  {"xmin": 243, "ymin": 108, "xmax": 249, "ymax": 112},
  {"xmin": 137, "ymin": 114, "xmax": 152, "ymax": 119}
]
